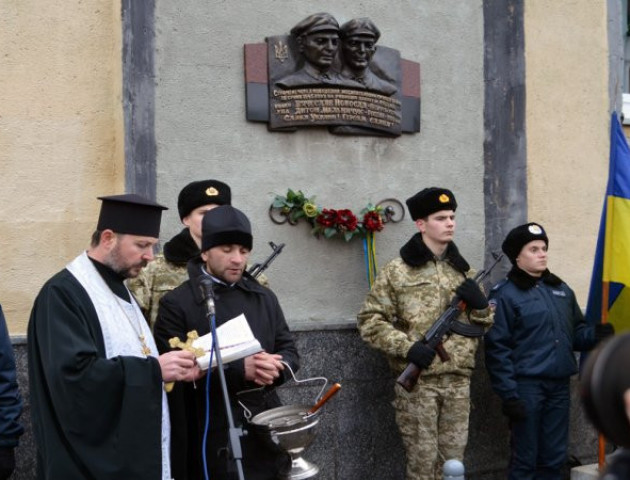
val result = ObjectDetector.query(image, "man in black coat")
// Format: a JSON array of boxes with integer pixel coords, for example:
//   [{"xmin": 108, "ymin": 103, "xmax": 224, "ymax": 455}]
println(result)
[{"xmin": 155, "ymin": 205, "xmax": 299, "ymax": 480}]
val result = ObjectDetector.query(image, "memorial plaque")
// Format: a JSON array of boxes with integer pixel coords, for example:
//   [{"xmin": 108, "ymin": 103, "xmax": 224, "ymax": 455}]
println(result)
[{"xmin": 244, "ymin": 13, "xmax": 420, "ymax": 137}]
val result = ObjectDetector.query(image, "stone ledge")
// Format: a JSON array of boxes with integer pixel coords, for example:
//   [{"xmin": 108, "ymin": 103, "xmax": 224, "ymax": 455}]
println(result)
[{"xmin": 571, "ymin": 463, "xmax": 599, "ymax": 480}]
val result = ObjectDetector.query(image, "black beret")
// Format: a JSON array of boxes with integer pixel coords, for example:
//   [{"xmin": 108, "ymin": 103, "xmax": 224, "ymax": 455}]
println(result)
[
  {"xmin": 406, "ymin": 187, "xmax": 457, "ymax": 221},
  {"xmin": 502, "ymin": 222, "xmax": 549, "ymax": 264},
  {"xmin": 177, "ymin": 180, "xmax": 231, "ymax": 220},
  {"xmin": 291, "ymin": 12, "xmax": 339, "ymax": 37},
  {"xmin": 97, "ymin": 194, "xmax": 167, "ymax": 238},
  {"xmin": 201, "ymin": 205, "xmax": 253, "ymax": 252}
]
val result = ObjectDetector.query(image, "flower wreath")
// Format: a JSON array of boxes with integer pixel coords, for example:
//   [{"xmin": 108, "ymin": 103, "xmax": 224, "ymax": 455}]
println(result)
[{"xmin": 269, "ymin": 189, "xmax": 404, "ymax": 286}]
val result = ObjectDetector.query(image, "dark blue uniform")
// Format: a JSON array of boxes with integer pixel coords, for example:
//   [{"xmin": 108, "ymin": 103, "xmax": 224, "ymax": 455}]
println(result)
[
  {"xmin": 485, "ymin": 267, "xmax": 596, "ymax": 480},
  {"xmin": 0, "ymin": 305, "xmax": 23, "ymax": 480}
]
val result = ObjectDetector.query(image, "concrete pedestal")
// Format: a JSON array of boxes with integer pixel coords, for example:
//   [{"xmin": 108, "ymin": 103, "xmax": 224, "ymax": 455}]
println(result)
[{"xmin": 571, "ymin": 463, "xmax": 599, "ymax": 480}]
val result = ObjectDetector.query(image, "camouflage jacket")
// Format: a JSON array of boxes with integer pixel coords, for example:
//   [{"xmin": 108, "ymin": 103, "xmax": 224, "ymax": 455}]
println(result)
[
  {"xmin": 127, "ymin": 228, "xmax": 269, "ymax": 328},
  {"xmin": 128, "ymin": 255, "xmax": 189, "ymax": 328},
  {"xmin": 357, "ymin": 234, "xmax": 493, "ymax": 378}
]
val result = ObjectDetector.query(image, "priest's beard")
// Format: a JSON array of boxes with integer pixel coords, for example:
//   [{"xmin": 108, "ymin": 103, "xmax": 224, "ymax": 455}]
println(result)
[{"xmin": 106, "ymin": 243, "xmax": 148, "ymax": 279}]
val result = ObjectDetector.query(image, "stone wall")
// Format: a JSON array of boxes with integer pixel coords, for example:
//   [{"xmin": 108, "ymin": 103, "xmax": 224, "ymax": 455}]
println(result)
[{"xmin": 9, "ymin": 327, "xmax": 600, "ymax": 480}]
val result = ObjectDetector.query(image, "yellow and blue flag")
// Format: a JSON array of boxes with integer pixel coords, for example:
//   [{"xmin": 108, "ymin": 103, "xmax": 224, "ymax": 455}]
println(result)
[{"xmin": 585, "ymin": 113, "xmax": 630, "ymax": 332}]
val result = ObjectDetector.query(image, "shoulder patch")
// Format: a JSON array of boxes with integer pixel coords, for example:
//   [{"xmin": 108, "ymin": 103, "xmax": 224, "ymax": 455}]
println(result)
[{"xmin": 491, "ymin": 279, "xmax": 508, "ymax": 292}]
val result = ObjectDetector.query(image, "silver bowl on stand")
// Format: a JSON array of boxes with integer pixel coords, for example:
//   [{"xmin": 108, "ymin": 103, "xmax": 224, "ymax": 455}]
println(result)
[
  {"xmin": 249, "ymin": 404, "xmax": 321, "ymax": 479},
  {"xmin": 239, "ymin": 363, "xmax": 328, "ymax": 480}
]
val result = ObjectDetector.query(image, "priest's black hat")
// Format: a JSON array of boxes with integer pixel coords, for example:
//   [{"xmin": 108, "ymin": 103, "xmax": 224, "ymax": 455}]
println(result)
[
  {"xmin": 201, "ymin": 205, "xmax": 253, "ymax": 252},
  {"xmin": 502, "ymin": 222, "xmax": 549, "ymax": 264},
  {"xmin": 97, "ymin": 194, "xmax": 167, "ymax": 238},
  {"xmin": 177, "ymin": 179, "xmax": 232, "ymax": 220},
  {"xmin": 406, "ymin": 187, "xmax": 457, "ymax": 221}
]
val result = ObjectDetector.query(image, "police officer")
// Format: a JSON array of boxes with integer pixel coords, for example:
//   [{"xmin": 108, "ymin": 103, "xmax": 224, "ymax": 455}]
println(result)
[
  {"xmin": 485, "ymin": 222, "xmax": 614, "ymax": 480},
  {"xmin": 357, "ymin": 187, "xmax": 493, "ymax": 480}
]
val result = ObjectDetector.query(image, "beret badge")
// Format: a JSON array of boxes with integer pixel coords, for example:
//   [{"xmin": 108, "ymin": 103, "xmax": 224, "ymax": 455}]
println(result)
[
  {"xmin": 439, "ymin": 194, "xmax": 450, "ymax": 203},
  {"xmin": 528, "ymin": 224, "xmax": 543, "ymax": 235},
  {"xmin": 205, "ymin": 187, "xmax": 219, "ymax": 197}
]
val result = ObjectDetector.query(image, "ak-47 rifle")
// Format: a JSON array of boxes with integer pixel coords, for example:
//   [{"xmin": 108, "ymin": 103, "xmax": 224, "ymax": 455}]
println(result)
[
  {"xmin": 247, "ymin": 241, "xmax": 285, "ymax": 279},
  {"xmin": 396, "ymin": 252, "xmax": 504, "ymax": 392}
]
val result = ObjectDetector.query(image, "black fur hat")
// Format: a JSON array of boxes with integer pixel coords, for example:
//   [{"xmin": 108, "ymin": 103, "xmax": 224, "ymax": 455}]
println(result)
[
  {"xmin": 502, "ymin": 222, "xmax": 549, "ymax": 264},
  {"xmin": 405, "ymin": 187, "xmax": 457, "ymax": 221},
  {"xmin": 177, "ymin": 180, "xmax": 231, "ymax": 220}
]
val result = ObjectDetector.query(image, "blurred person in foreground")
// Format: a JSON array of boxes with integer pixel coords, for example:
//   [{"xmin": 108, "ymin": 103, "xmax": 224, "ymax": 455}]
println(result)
[{"xmin": 0, "ymin": 304, "xmax": 23, "ymax": 480}]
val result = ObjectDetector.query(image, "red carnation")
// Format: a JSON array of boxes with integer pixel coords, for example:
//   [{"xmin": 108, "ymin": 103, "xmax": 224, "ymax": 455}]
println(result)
[
  {"xmin": 316, "ymin": 208, "xmax": 338, "ymax": 228},
  {"xmin": 363, "ymin": 210, "xmax": 384, "ymax": 232},
  {"xmin": 337, "ymin": 209, "xmax": 358, "ymax": 231}
]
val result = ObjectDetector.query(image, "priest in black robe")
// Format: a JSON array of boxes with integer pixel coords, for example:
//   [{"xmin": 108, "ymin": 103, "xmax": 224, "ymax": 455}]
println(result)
[{"xmin": 28, "ymin": 194, "xmax": 200, "ymax": 480}]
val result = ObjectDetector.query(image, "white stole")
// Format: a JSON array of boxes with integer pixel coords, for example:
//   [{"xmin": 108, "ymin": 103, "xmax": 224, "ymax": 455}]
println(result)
[{"xmin": 66, "ymin": 252, "xmax": 172, "ymax": 480}]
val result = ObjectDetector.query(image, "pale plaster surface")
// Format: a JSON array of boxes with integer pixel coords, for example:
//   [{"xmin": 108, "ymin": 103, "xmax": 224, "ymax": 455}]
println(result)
[
  {"xmin": 154, "ymin": 1, "xmax": 487, "ymax": 326},
  {"xmin": 0, "ymin": 0, "xmax": 619, "ymax": 334},
  {"xmin": 524, "ymin": 1, "xmax": 611, "ymax": 306},
  {"xmin": 0, "ymin": 1, "xmax": 124, "ymax": 333}
]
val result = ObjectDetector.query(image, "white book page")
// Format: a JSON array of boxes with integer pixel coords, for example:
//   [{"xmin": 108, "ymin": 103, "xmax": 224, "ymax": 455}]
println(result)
[{"xmin": 193, "ymin": 314, "xmax": 263, "ymax": 369}]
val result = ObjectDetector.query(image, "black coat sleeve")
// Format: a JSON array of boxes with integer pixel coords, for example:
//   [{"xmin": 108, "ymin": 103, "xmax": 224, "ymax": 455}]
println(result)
[
  {"xmin": 27, "ymin": 274, "xmax": 164, "ymax": 479},
  {"xmin": 0, "ymin": 306, "xmax": 23, "ymax": 448}
]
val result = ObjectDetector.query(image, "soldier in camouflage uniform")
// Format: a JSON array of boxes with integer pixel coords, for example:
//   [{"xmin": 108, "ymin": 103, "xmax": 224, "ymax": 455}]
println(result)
[
  {"xmin": 127, "ymin": 180, "xmax": 232, "ymax": 327},
  {"xmin": 357, "ymin": 187, "xmax": 493, "ymax": 480},
  {"xmin": 128, "ymin": 180, "xmax": 269, "ymax": 328}
]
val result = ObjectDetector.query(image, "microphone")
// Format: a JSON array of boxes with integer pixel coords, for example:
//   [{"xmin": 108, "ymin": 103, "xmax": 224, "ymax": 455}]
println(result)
[{"xmin": 198, "ymin": 276, "xmax": 215, "ymax": 316}]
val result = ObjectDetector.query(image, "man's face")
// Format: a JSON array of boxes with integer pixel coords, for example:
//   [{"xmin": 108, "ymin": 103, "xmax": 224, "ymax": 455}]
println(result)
[
  {"xmin": 341, "ymin": 34, "xmax": 377, "ymax": 71},
  {"xmin": 516, "ymin": 240, "xmax": 548, "ymax": 277},
  {"xmin": 182, "ymin": 204, "xmax": 220, "ymax": 247},
  {"xmin": 300, "ymin": 31, "xmax": 339, "ymax": 70},
  {"xmin": 106, "ymin": 234, "xmax": 158, "ymax": 279},
  {"xmin": 202, "ymin": 244, "xmax": 251, "ymax": 284},
  {"xmin": 416, "ymin": 210, "xmax": 456, "ymax": 246}
]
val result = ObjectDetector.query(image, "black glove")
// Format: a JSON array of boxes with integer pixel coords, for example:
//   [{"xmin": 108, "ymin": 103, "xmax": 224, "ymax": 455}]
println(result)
[
  {"xmin": 455, "ymin": 278, "xmax": 489, "ymax": 310},
  {"xmin": 0, "ymin": 447, "xmax": 15, "ymax": 480},
  {"xmin": 406, "ymin": 341, "xmax": 436, "ymax": 369},
  {"xmin": 502, "ymin": 398, "xmax": 527, "ymax": 422},
  {"xmin": 595, "ymin": 323, "xmax": 615, "ymax": 341}
]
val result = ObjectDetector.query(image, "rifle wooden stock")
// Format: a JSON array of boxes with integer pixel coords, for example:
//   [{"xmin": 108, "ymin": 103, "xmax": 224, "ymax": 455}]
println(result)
[
  {"xmin": 396, "ymin": 341, "xmax": 452, "ymax": 392},
  {"xmin": 397, "ymin": 363, "xmax": 422, "ymax": 392}
]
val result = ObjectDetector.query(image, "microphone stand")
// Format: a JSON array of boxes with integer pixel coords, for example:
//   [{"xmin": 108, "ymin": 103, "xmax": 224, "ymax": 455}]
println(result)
[{"xmin": 199, "ymin": 277, "xmax": 246, "ymax": 480}]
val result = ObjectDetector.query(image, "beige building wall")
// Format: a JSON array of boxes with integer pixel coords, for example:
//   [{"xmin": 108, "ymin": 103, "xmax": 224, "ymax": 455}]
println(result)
[
  {"xmin": 525, "ymin": 1, "xmax": 611, "ymax": 305},
  {"xmin": 0, "ymin": 1, "xmax": 619, "ymax": 330},
  {"xmin": 0, "ymin": 0, "xmax": 125, "ymax": 333}
]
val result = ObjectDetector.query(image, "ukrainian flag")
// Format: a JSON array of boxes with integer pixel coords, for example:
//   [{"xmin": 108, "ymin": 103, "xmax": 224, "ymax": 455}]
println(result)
[{"xmin": 585, "ymin": 113, "xmax": 630, "ymax": 332}]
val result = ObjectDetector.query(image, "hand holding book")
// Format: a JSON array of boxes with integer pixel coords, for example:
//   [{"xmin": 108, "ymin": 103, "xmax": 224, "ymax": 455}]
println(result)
[
  {"xmin": 186, "ymin": 313, "xmax": 263, "ymax": 370},
  {"xmin": 244, "ymin": 352, "xmax": 284, "ymax": 386}
]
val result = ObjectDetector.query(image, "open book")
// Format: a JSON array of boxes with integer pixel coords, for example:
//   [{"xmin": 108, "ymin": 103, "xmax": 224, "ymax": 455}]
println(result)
[{"xmin": 193, "ymin": 314, "xmax": 263, "ymax": 370}]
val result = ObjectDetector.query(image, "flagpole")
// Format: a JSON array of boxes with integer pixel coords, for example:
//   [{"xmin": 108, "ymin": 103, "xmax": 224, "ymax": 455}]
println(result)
[{"xmin": 598, "ymin": 281, "xmax": 610, "ymax": 470}]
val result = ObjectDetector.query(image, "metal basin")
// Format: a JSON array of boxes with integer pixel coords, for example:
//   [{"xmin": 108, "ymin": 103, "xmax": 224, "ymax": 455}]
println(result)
[{"xmin": 250, "ymin": 404, "xmax": 320, "ymax": 479}]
